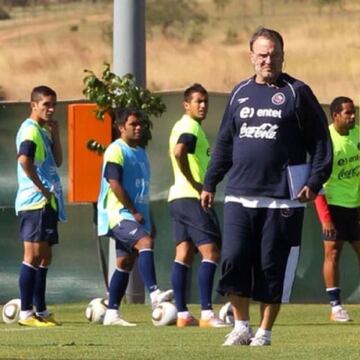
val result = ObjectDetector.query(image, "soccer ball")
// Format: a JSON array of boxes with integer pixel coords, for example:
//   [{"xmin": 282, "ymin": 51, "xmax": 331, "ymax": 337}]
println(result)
[
  {"xmin": 151, "ymin": 302, "xmax": 177, "ymax": 326},
  {"xmin": 85, "ymin": 298, "xmax": 107, "ymax": 324},
  {"xmin": 218, "ymin": 302, "xmax": 234, "ymax": 325},
  {"xmin": 2, "ymin": 298, "xmax": 21, "ymax": 324}
]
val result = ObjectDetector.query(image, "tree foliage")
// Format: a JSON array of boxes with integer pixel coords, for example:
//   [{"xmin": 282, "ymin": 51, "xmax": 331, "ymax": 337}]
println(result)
[
  {"xmin": 83, "ymin": 63, "xmax": 166, "ymax": 150},
  {"xmin": 83, "ymin": 63, "xmax": 166, "ymax": 120}
]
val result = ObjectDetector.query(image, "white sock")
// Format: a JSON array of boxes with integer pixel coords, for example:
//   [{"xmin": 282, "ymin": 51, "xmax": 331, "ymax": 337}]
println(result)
[
  {"xmin": 234, "ymin": 320, "xmax": 250, "ymax": 331},
  {"xmin": 150, "ymin": 289, "xmax": 161, "ymax": 303},
  {"xmin": 332, "ymin": 305, "xmax": 343, "ymax": 313},
  {"xmin": 255, "ymin": 327, "xmax": 271, "ymax": 339},
  {"xmin": 177, "ymin": 311, "xmax": 190, "ymax": 319},
  {"xmin": 104, "ymin": 309, "xmax": 119, "ymax": 320},
  {"xmin": 201, "ymin": 309, "xmax": 214, "ymax": 320},
  {"xmin": 19, "ymin": 310, "xmax": 33, "ymax": 320}
]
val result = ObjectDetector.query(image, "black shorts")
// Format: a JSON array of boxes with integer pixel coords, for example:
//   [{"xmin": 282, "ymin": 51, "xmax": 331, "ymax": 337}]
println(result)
[
  {"xmin": 19, "ymin": 204, "xmax": 59, "ymax": 245},
  {"xmin": 324, "ymin": 205, "xmax": 360, "ymax": 242},
  {"xmin": 217, "ymin": 202, "xmax": 304, "ymax": 304},
  {"xmin": 109, "ymin": 220, "xmax": 149, "ymax": 257},
  {"xmin": 169, "ymin": 198, "xmax": 221, "ymax": 247}
]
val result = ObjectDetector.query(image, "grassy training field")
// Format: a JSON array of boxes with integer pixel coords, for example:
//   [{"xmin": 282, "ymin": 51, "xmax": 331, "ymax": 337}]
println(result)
[{"xmin": 1, "ymin": 303, "xmax": 360, "ymax": 359}]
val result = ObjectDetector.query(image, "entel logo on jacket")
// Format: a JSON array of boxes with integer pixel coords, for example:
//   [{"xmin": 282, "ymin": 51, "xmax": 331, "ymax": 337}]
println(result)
[{"xmin": 239, "ymin": 106, "xmax": 282, "ymax": 119}]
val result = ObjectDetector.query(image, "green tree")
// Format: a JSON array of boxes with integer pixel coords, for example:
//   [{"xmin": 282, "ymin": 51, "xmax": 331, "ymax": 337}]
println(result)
[{"xmin": 83, "ymin": 63, "xmax": 166, "ymax": 151}]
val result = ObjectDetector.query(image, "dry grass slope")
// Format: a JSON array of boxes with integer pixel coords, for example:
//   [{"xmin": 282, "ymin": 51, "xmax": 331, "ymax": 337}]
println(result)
[{"xmin": 1, "ymin": 0, "xmax": 360, "ymax": 103}]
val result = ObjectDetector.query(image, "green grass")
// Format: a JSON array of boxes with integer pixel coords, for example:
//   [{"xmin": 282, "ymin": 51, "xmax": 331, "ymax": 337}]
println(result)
[{"xmin": 1, "ymin": 304, "xmax": 360, "ymax": 359}]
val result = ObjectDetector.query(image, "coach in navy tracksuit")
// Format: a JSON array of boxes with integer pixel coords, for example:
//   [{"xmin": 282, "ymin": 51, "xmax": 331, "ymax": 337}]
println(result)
[{"xmin": 201, "ymin": 27, "xmax": 332, "ymax": 346}]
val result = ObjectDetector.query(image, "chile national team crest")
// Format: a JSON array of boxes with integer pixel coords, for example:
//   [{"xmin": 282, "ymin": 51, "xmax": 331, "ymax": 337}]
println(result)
[{"xmin": 271, "ymin": 92, "xmax": 286, "ymax": 105}]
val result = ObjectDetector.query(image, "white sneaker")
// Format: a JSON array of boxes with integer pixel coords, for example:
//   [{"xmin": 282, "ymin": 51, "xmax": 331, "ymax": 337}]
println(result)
[
  {"xmin": 250, "ymin": 335, "xmax": 271, "ymax": 346},
  {"xmin": 222, "ymin": 327, "xmax": 253, "ymax": 346},
  {"xmin": 330, "ymin": 307, "xmax": 351, "ymax": 322},
  {"xmin": 151, "ymin": 289, "xmax": 174, "ymax": 309},
  {"xmin": 199, "ymin": 316, "xmax": 230, "ymax": 328},
  {"xmin": 103, "ymin": 315, "xmax": 136, "ymax": 326}
]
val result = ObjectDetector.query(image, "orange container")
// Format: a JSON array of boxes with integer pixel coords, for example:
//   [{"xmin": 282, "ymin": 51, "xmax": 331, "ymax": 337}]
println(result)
[{"xmin": 68, "ymin": 104, "xmax": 112, "ymax": 202}]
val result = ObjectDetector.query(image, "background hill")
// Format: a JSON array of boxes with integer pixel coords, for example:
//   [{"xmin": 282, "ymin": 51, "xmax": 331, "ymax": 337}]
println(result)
[{"xmin": 0, "ymin": 0, "xmax": 359, "ymax": 103}]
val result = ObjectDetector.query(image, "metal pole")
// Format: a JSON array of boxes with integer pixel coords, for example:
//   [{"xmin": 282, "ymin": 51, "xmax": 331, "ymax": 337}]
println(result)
[
  {"xmin": 113, "ymin": 0, "xmax": 146, "ymax": 86},
  {"xmin": 109, "ymin": 0, "xmax": 146, "ymax": 304}
]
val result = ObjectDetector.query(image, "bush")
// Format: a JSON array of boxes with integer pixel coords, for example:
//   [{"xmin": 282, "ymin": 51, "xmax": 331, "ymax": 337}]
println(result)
[
  {"xmin": 223, "ymin": 28, "xmax": 239, "ymax": 45},
  {"xmin": 0, "ymin": 86, "xmax": 6, "ymax": 100},
  {"xmin": 188, "ymin": 26, "xmax": 204, "ymax": 44},
  {"xmin": 101, "ymin": 22, "xmax": 112, "ymax": 45},
  {"xmin": 4, "ymin": 0, "xmax": 29, "ymax": 6},
  {"xmin": 147, "ymin": 0, "xmax": 208, "ymax": 38},
  {"xmin": 83, "ymin": 63, "xmax": 167, "ymax": 148},
  {"xmin": 0, "ymin": 7, "xmax": 10, "ymax": 20}
]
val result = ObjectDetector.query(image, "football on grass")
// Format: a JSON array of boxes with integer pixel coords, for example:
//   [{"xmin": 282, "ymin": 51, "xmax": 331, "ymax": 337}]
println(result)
[
  {"xmin": 85, "ymin": 298, "xmax": 107, "ymax": 324},
  {"xmin": 218, "ymin": 302, "xmax": 234, "ymax": 325},
  {"xmin": 2, "ymin": 298, "xmax": 21, "ymax": 324},
  {"xmin": 151, "ymin": 302, "xmax": 177, "ymax": 326}
]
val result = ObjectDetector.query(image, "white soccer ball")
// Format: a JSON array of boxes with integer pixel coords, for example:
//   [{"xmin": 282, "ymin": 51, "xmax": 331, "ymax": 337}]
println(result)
[
  {"xmin": 219, "ymin": 302, "xmax": 234, "ymax": 325},
  {"xmin": 2, "ymin": 298, "xmax": 21, "ymax": 324},
  {"xmin": 85, "ymin": 298, "xmax": 107, "ymax": 324},
  {"xmin": 151, "ymin": 302, "xmax": 177, "ymax": 326}
]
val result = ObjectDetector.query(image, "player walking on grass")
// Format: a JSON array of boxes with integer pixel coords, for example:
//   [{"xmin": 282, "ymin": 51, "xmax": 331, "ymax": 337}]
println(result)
[
  {"xmin": 168, "ymin": 84, "xmax": 227, "ymax": 328},
  {"xmin": 201, "ymin": 27, "xmax": 332, "ymax": 346},
  {"xmin": 15, "ymin": 86, "xmax": 66, "ymax": 327},
  {"xmin": 314, "ymin": 96, "xmax": 360, "ymax": 322},
  {"xmin": 97, "ymin": 108, "xmax": 173, "ymax": 326}
]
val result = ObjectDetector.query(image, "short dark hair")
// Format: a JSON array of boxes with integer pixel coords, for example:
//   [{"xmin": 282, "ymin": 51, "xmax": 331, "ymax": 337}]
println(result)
[
  {"xmin": 114, "ymin": 108, "xmax": 143, "ymax": 127},
  {"xmin": 249, "ymin": 27, "xmax": 284, "ymax": 52},
  {"xmin": 183, "ymin": 83, "xmax": 208, "ymax": 102},
  {"xmin": 30, "ymin": 85, "xmax": 57, "ymax": 102},
  {"xmin": 330, "ymin": 96, "xmax": 353, "ymax": 118},
  {"xmin": 113, "ymin": 108, "xmax": 152, "ymax": 146}
]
